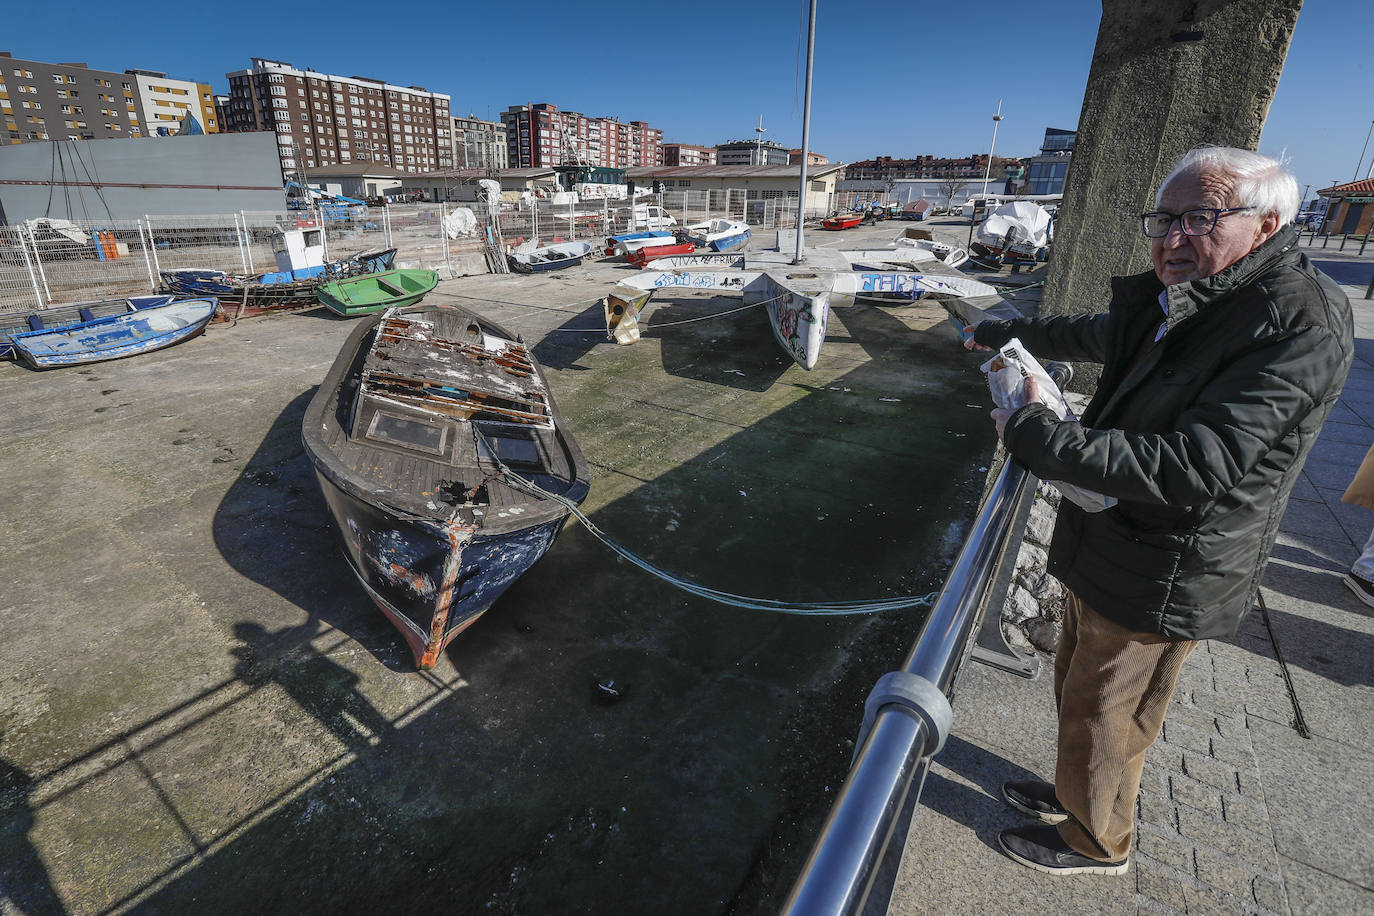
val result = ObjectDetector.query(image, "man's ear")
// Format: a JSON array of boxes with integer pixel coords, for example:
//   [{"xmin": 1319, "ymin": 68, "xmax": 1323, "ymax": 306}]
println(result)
[{"xmin": 1256, "ymin": 210, "xmax": 1282, "ymax": 245}]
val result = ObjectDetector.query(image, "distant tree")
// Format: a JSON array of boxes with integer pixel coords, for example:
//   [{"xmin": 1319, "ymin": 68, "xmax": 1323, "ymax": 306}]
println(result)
[{"xmin": 939, "ymin": 176, "xmax": 970, "ymax": 213}]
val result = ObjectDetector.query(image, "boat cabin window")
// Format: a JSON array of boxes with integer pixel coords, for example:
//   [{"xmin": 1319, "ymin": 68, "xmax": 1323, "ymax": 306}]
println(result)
[
  {"xmin": 475, "ymin": 426, "xmax": 542, "ymax": 467},
  {"xmin": 365, "ymin": 411, "xmax": 449, "ymax": 457}
]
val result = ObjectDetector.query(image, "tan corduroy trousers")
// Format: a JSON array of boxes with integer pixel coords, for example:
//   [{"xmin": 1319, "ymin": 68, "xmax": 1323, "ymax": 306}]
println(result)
[{"xmin": 1054, "ymin": 591, "xmax": 1199, "ymax": 861}]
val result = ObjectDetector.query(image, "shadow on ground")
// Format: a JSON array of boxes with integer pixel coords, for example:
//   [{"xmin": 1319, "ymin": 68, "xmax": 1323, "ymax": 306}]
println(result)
[
  {"xmin": 1311, "ymin": 258, "xmax": 1374, "ymax": 287},
  {"xmin": 140, "ymin": 315, "xmax": 996, "ymax": 915}
]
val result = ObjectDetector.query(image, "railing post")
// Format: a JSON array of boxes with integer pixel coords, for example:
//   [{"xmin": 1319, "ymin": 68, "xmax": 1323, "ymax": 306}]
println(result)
[
  {"xmin": 24, "ymin": 223, "xmax": 51, "ymax": 303},
  {"xmin": 234, "ymin": 213, "xmax": 249, "ymax": 275},
  {"xmin": 138, "ymin": 219, "xmax": 156, "ymax": 292},
  {"xmin": 145, "ymin": 216, "xmax": 163, "ymax": 276},
  {"xmin": 16, "ymin": 225, "xmax": 45, "ymax": 308},
  {"xmin": 244, "ymin": 212, "xmax": 256, "ymax": 273}
]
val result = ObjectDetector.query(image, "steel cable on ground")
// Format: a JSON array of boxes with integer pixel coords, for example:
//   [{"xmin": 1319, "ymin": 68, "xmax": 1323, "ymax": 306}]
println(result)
[{"xmin": 470, "ymin": 432, "xmax": 937, "ymax": 615}]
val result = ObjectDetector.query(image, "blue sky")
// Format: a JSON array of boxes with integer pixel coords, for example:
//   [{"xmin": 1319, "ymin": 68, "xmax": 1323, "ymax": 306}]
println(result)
[{"xmin": 10, "ymin": 1, "xmax": 1372, "ymax": 199}]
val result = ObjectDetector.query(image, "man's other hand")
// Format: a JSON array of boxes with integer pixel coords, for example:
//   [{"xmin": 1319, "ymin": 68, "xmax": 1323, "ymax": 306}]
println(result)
[{"xmin": 991, "ymin": 376, "xmax": 1044, "ymax": 440}]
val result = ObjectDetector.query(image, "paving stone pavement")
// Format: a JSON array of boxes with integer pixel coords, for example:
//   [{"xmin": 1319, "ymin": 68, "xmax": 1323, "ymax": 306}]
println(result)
[{"xmin": 888, "ymin": 246, "xmax": 1374, "ymax": 915}]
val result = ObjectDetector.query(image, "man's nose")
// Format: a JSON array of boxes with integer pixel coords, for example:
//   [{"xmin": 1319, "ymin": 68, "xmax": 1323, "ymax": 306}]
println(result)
[{"xmin": 1161, "ymin": 219, "xmax": 1190, "ymax": 246}]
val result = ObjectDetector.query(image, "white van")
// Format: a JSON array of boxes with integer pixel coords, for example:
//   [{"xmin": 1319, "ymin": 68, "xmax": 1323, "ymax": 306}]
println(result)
[
  {"xmin": 613, "ymin": 204, "xmax": 677, "ymax": 231},
  {"xmin": 961, "ymin": 196, "xmax": 1005, "ymax": 222}
]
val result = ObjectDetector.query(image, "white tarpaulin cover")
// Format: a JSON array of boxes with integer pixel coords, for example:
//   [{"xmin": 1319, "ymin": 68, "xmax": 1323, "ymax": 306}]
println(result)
[
  {"xmin": 978, "ymin": 201, "xmax": 1052, "ymax": 248},
  {"xmin": 477, "ymin": 179, "xmax": 502, "ymax": 217},
  {"xmin": 444, "ymin": 207, "xmax": 477, "ymax": 239}
]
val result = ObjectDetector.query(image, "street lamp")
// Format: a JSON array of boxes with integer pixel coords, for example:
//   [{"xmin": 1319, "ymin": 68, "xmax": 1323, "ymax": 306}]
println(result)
[{"xmin": 980, "ymin": 100, "xmax": 1004, "ymax": 197}]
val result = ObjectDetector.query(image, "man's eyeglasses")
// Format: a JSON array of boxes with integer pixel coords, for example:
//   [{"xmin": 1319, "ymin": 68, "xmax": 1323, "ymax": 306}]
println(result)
[{"xmin": 1140, "ymin": 207, "xmax": 1256, "ymax": 238}]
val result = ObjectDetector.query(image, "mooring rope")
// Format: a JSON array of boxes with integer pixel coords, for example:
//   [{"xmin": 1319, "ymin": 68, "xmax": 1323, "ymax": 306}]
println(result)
[{"xmin": 469, "ymin": 431, "xmax": 937, "ymax": 615}]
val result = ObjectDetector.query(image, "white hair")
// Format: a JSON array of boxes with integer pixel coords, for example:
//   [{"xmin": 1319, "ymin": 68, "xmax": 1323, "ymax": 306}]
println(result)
[{"xmin": 1156, "ymin": 147, "xmax": 1300, "ymax": 226}]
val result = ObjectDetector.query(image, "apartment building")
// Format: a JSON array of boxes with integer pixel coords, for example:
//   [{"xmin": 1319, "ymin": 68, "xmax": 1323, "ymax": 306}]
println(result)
[
  {"xmin": 715, "ymin": 139, "xmax": 790, "ymax": 166},
  {"xmin": 788, "ymin": 149, "xmax": 828, "ymax": 166},
  {"xmin": 223, "ymin": 58, "xmax": 452, "ymax": 178},
  {"xmin": 1, "ymin": 52, "xmax": 146, "ymax": 143},
  {"xmin": 500, "ymin": 103, "xmax": 662, "ymax": 170},
  {"xmin": 452, "ymin": 115, "xmax": 507, "ymax": 170},
  {"xmin": 662, "ymin": 143, "xmax": 716, "ymax": 167},
  {"xmin": 127, "ymin": 69, "xmax": 218, "ymax": 134}
]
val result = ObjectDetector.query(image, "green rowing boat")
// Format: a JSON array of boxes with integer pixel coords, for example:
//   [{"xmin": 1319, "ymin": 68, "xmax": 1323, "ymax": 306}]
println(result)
[{"xmin": 316, "ymin": 268, "xmax": 440, "ymax": 316}]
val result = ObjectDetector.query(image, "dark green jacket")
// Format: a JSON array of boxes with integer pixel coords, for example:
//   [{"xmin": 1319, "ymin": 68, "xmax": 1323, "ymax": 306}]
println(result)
[{"xmin": 974, "ymin": 227, "xmax": 1353, "ymax": 639}]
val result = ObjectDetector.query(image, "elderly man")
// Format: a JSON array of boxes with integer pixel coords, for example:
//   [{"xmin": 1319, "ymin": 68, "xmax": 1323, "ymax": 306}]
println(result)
[{"xmin": 965, "ymin": 147, "xmax": 1352, "ymax": 875}]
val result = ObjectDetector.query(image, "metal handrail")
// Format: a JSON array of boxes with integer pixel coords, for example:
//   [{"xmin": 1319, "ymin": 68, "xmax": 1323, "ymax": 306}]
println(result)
[{"xmin": 780, "ymin": 363, "xmax": 1069, "ymax": 916}]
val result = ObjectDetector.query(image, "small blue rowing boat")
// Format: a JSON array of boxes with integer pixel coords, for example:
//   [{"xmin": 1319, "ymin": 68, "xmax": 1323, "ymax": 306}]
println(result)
[
  {"xmin": 0, "ymin": 295, "xmax": 174, "ymax": 360},
  {"xmin": 9, "ymin": 297, "xmax": 219, "ymax": 369}
]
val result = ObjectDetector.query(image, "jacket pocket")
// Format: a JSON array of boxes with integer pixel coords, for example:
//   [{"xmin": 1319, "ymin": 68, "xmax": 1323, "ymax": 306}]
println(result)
[{"xmin": 1074, "ymin": 509, "xmax": 1185, "ymax": 617}]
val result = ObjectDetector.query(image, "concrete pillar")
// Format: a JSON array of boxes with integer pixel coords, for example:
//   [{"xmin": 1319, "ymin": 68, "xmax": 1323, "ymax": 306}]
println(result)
[{"xmin": 1043, "ymin": 0, "xmax": 1302, "ymax": 387}]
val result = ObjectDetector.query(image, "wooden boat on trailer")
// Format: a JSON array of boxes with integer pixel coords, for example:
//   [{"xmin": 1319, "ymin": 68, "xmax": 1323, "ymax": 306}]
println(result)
[
  {"xmin": 1, "ymin": 295, "xmax": 173, "ymax": 359},
  {"xmin": 9, "ymin": 297, "xmax": 218, "ymax": 369},
  {"xmin": 316, "ymin": 269, "xmax": 439, "ymax": 317},
  {"xmin": 302, "ymin": 305, "xmax": 591, "ymax": 669},
  {"xmin": 821, "ymin": 212, "xmax": 864, "ymax": 230}
]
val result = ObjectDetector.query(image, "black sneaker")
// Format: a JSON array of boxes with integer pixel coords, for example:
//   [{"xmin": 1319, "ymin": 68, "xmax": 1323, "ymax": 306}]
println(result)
[
  {"xmin": 998, "ymin": 824, "xmax": 1129, "ymax": 876},
  {"xmin": 1003, "ymin": 779, "xmax": 1068, "ymax": 824},
  {"xmin": 1344, "ymin": 573, "xmax": 1374, "ymax": 608}
]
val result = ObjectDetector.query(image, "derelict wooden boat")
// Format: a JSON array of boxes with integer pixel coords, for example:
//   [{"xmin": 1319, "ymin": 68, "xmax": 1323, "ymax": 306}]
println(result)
[
  {"xmin": 821, "ymin": 213, "xmax": 864, "ymax": 230},
  {"xmin": 9, "ymin": 297, "xmax": 218, "ymax": 369},
  {"xmin": 316, "ymin": 269, "xmax": 439, "ymax": 317},
  {"xmin": 302, "ymin": 305, "xmax": 591, "ymax": 669},
  {"xmin": 0, "ymin": 295, "xmax": 173, "ymax": 359},
  {"xmin": 626, "ymin": 241, "xmax": 698, "ymax": 267},
  {"xmin": 508, "ymin": 240, "xmax": 593, "ymax": 273}
]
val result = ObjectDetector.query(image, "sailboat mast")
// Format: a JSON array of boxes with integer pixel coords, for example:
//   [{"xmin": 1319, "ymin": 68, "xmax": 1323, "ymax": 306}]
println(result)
[{"xmin": 794, "ymin": 0, "xmax": 817, "ymax": 263}]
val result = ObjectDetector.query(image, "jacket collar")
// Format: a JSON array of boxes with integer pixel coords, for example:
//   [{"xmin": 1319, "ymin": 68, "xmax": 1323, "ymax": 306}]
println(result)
[{"xmin": 1161, "ymin": 224, "xmax": 1299, "ymax": 330}]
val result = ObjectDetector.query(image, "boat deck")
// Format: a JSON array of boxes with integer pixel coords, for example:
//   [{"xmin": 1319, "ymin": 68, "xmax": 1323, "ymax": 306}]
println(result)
[{"xmin": 317, "ymin": 309, "xmax": 579, "ymax": 526}]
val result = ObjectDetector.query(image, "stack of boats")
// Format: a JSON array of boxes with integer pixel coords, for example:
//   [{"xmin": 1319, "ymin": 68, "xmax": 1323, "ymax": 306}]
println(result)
[
  {"xmin": 160, "ymin": 247, "xmax": 397, "ymax": 312},
  {"xmin": 604, "ymin": 218, "xmax": 752, "ymax": 265}
]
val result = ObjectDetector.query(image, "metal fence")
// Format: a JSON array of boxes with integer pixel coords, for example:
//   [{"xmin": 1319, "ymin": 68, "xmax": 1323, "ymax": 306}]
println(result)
[
  {"xmin": 0, "ymin": 188, "xmax": 866, "ymax": 312},
  {"xmin": 0, "ymin": 205, "xmax": 487, "ymax": 313}
]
